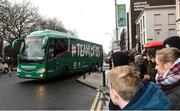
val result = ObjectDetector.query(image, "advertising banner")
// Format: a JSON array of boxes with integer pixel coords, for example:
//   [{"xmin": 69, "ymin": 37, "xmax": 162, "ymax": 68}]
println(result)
[{"xmin": 118, "ymin": 4, "xmax": 126, "ymax": 27}]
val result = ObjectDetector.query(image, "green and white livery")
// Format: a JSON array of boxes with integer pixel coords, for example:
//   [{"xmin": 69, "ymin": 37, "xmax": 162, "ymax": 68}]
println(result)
[{"xmin": 12, "ymin": 30, "xmax": 103, "ymax": 79}]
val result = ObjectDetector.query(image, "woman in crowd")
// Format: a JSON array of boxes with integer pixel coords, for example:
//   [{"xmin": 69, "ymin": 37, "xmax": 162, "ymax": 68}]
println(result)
[
  {"xmin": 155, "ymin": 47, "xmax": 180, "ymax": 109},
  {"xmin": 146, "ymin": 48, "xmax": 158, "ymax": 82},
  {"xmin": 133, "ymin": 54, "xmax": 147, "ymax": 80}
]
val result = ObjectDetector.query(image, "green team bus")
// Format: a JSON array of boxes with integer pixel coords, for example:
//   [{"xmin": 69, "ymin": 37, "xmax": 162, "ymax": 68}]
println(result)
[{"xmin": 12, "ymin": 30, "xmax": 103, "ymax": 79}]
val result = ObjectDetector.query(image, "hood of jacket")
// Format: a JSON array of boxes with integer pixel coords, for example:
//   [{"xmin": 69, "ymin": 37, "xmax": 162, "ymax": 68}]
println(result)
[{"xmin": 123, "ymin": 82, "xmax": 171, "ymax": 110}]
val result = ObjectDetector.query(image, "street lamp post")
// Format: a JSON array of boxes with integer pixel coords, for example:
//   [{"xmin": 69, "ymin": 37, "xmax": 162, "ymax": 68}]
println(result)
[{"xmin": 115, "ymin": 0, "xmax": 118, "ymax": 41}]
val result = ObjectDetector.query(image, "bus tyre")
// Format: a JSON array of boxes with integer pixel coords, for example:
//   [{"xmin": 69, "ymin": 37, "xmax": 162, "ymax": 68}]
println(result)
[
  {"xmin": 3, "ymin": 68, "xmax": 9, "ymax": 74},
  {"xmin": 61, "ymin": 67, "xmax": 68, "ymax": 77}
]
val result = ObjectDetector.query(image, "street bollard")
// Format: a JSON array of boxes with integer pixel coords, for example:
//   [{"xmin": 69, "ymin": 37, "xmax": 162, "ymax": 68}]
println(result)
[
  {"xmin": 9, "ymin": 71, "xmax": 12, "ymax": 77},
  {"xmin": 83, "ymin": 73, "xmax": 86, "ymax": 79},
  {"xmin": 102, "ymin": 71, "xmax": 106, "ymax": 87}
]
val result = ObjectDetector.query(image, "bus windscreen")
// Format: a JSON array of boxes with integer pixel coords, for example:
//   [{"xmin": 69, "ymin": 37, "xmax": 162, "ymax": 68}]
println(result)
[{"xmin": 19, "ymin": 37, "xmax": 45, "ymax": 62}]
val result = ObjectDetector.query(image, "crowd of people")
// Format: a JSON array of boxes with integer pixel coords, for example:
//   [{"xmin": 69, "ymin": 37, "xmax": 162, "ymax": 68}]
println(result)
[{"xmin": 107, "ymin": 36, "xmax": 180, "ymax": 110}]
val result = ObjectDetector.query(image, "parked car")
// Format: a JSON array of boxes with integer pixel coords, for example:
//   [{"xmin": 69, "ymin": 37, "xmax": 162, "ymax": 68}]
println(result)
[{"xmin": 0, "ymin": 58, "xmax": 9, "ymax": 74}]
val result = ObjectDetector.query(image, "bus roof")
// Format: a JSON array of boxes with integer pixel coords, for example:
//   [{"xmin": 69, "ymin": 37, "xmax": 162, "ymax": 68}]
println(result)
[
  {"xmin": 26, "ymin": 29, "xmax": 102, "ymax": 46},
  {"xmin": 27, "ymin": 29, "xmax": 79, "ymax": 39}
]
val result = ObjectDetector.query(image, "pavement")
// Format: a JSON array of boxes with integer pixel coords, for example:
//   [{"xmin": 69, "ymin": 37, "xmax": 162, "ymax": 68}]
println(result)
[{"xmin": 77, "ymin": 66, "xmax": 110, "ymax": 111}]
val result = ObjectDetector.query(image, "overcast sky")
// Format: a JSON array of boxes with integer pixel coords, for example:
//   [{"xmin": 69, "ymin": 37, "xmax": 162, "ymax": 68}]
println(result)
[{"xmin": 15, "ymin": 0, "xmax": 129, "ymax": 53}]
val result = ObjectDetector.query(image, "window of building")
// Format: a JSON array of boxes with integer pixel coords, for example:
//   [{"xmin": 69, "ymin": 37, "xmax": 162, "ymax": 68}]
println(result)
[
  {"xmin": 168, "ymin": 13, "xmax": 176, "ymax": 25},
  {"xmin": 136, "ymin": 24, "xmax": 140, "ymax": 35},
  {"xmin": 176, "ymin": 1, "xmax": 180, "ymax": 20},
  {"xmin": 143, "ymin": 31, "xmax": 145, "ymax": 44},
  {"xmin": 178, "ymin": 22, "xmax": 180, "ymax": 29},
  {"xmin": 140, "ymin": 19, "xmax": 142, "ymax": 31},
  {"xmin": 143, "ymin": 16, "xmax": 145, "ymax": 29},
  {"xmin": 169, "ymin": 29, "xmax": 176, "ymax": 36},
  {"xmin": 155, "ymin": 29, "xmax": 161, "ymax": 41},
  {"xmin": 154, "ymin": 14, "xmax": 161, "ymax": 26}
]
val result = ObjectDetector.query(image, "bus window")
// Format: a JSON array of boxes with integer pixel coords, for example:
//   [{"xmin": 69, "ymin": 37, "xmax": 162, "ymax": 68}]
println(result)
[
  {"xmin": 48, "ymin": 49, "xmax": 54, "ymax": 60},
  {"xmin": 19, "ymin": 37, "xmax": 45, "ymax": 61},
  {"xmin": 48, "ymin": 39, "xmax": 55, "ymax": 60},
  {"xmin": 54, "ymin": 39, "xmax": 68, "ymax": 56}
]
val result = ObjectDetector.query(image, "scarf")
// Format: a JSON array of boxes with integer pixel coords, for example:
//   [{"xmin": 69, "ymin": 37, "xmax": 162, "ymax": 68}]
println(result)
[{"xmin": 156, "ymin": 58, "xmax": 180, "ymax": 86}]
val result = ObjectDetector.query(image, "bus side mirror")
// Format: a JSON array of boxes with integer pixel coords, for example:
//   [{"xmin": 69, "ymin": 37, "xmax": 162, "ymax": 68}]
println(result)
[
  {"xmin": 12, "ymin": 38, "xmax": 24, "ymax": 50},
  {"xmin": 42, "ymin": 37, "xmax": 49, "ymax": 49}
]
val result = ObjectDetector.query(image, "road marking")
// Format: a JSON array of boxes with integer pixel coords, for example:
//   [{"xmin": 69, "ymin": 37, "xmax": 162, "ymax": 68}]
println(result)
[
  {"xmin": 90, "ymin": 92, "xmax": 101, "ymax": 111},
  {"xmin": 96, "ymin": 100, "xmax": 103, "ymax": 110}
]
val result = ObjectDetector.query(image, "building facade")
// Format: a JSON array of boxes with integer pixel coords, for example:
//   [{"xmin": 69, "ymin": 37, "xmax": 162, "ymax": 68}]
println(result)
[
  {"xmin": 128, "ymin": 0, "xmax": 175, "ymax": 50},
  {"xmin": 176, "ymin": 0, "xmax": 180, "ymax": 36},
  {"xmin": 136, "ymin": 5, "xmax": 176, "ymax": 50}
]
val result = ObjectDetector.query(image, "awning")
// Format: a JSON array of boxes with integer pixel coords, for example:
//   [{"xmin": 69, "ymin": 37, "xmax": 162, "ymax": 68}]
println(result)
[{"xmin": 143, "ymin": 42, "xmax": 163, "ymax": 48}]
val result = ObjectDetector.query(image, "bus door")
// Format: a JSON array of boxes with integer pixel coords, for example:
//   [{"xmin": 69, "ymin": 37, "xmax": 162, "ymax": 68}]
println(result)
[
  {"xmin": 53, "ymin": 38, "xmax": 69, "ymax": 76},
  {"xmin": 47, "ymin": 38, "xmax": 69, "ymax": 77},
  {"xmin": 46, "ymin": 39, "xmax": 56, "ymax": 77}
]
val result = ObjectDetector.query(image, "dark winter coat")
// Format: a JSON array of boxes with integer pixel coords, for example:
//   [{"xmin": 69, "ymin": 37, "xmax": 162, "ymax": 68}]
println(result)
[
  {"xmin": 161, "ymin": 81, "xmax": 180, "ymax": 109},
  {"xmin": 123, "ymin": 82, "xmax": 171, "ymax": 110},
  {"xmin": 147, "ymin": 61, "xmax": 156, "ymax": 82}
]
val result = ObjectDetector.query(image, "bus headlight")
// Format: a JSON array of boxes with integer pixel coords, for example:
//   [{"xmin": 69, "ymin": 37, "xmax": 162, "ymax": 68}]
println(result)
[
  {"xmin": 17, "ymin": 68, "xmax": 21, "ymax": 73},
  {"xmin": 37, "ymin": 68, "xmax": 46, "ymax": 73},
  {"xmin": 40, "ymin": 74, "xmax": 43, "ymax": 78}
]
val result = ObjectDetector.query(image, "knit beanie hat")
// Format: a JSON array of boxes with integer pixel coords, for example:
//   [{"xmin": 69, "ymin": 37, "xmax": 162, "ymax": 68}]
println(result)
[
  {"xmin": 112, "ymin": 51, "xmax": 129, "ymax": 67},
  {"xmin": 163, "ymin": 36, "xmax": 180, "ymax": 49}
]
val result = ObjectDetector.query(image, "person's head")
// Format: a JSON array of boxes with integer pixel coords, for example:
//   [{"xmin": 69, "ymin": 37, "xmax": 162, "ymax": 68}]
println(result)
[
  {"xmin": 134, "ymin": 54, "xmax": 144, "ymax": 65},
  {"xmin": 112, "ymin": 51, "xmax": 129, "ymax": 67},
  {"xmin": 108, "ymin": 65, "xmax": 141, "ymax": 108},
  {"xmin": 163, "ymin": 36, "xmax": 180, "ymax": 49},
  {"xmin": 146, "ymin": 48, "xmax": 157, "ymax": 61},
  {"xmin": 141, "ymin": 49, "xmax": 147, "ymax": 57},
  {"xmin": 155, "ymin": 47, "xmax": 180, "ymax": 75},
  {"xmin": 128, "ymin": 52, "xmax": 135, "ymax": 63}
]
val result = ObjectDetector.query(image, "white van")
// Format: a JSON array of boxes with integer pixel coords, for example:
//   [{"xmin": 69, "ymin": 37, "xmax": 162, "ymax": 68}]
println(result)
[{"xmin": 0, "ymin": 58, "xmax": 9, "ymax": 74}]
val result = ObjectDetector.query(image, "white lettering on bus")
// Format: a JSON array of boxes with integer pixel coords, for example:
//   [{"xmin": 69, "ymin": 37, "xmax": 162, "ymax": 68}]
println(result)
[
  {"xmin": 71, "ymin": 43, "xmax": 101, "ymax": 57},
  {"xmin": 71, "ymin": 44, "xmax": 77, "ymax": 56}
]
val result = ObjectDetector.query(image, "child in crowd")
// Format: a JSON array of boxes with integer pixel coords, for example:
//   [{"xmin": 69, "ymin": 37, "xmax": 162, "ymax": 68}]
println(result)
[{"xmin": 108, "ymin": 65, "xmax": 171, "ymax": 110}]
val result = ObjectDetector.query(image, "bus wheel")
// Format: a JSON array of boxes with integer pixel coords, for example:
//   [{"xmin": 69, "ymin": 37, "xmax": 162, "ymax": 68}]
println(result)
[{"xmin": 61, "ymin": 67, "xmax": 68, "ymax": 77}]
